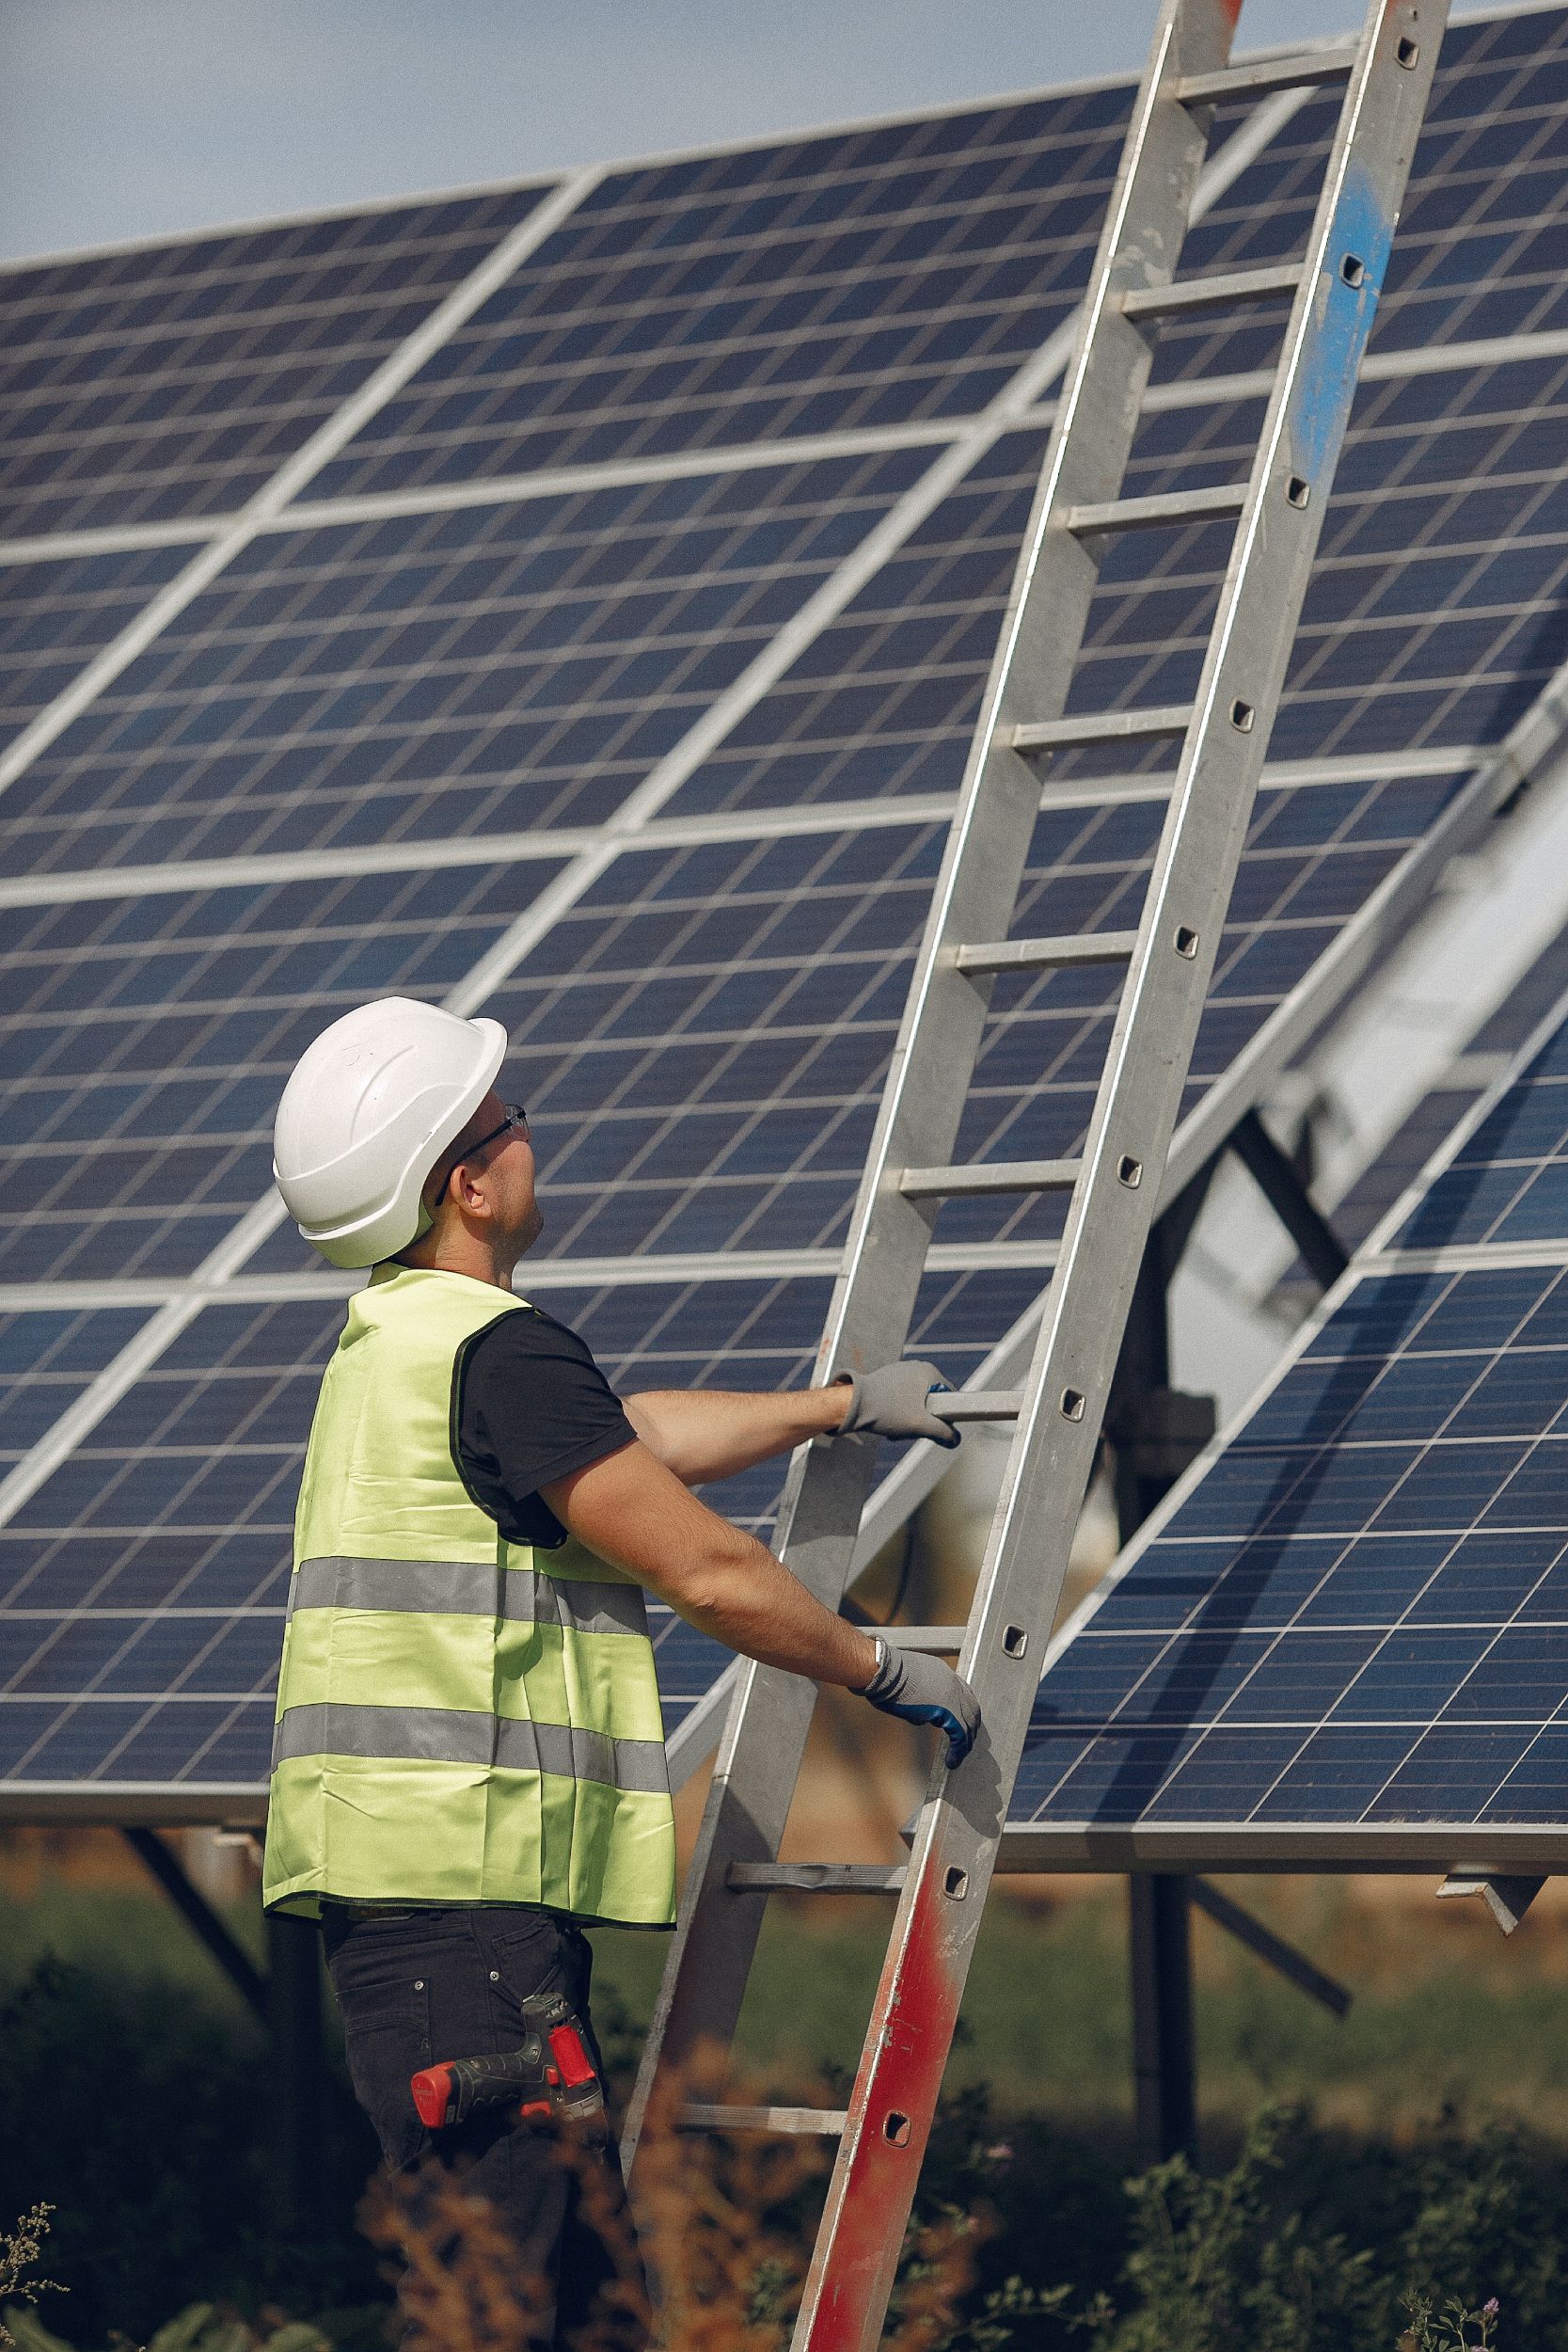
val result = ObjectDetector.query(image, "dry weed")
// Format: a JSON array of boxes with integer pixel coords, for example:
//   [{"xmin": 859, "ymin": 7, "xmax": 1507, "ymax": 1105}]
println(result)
[
  {"xmin": 360, "ymin": 2050, "xmax": 983, "ymax": 2350},
  {"xmin": 0, "ymin": 2204, "xmax": 61, "ymax": 2349}
]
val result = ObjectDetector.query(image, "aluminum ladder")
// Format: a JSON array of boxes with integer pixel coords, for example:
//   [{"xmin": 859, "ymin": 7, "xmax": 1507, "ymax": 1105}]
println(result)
[{"xmin": 623, "ymin": 4, "xmax": 1444, "ymax": 2343}]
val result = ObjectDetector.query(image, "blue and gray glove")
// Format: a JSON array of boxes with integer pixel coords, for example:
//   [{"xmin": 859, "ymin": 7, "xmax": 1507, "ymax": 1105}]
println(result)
[
  {"xmin": 859, "ymin": 1636, "xmax": 980, "ymax": 1769},
  {"xmin": 834, "ymin": 1359, "xmax": 959, "ymax": 1449}
]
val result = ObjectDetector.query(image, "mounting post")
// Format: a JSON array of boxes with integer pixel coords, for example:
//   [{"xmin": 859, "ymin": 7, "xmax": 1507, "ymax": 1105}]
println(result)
[
  {"xmin": 1130, "ymin": 1875, "xmax": 1196, "ymax": 2162},
  {"xmin": 266, "ymin": 1909, "xmax": 325, "ymax": 2231},
  {"xmin": 1110, "ymin": 1195, "xmax": 1215, "ymax": 2164}
]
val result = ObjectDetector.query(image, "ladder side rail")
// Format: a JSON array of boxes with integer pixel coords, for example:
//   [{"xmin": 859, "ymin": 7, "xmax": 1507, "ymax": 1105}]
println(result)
[
  {"xmin": 791, "ymin": 7, "xmax": 1444, "ymax": 2344},
  {"xmin": 621, "ymin": 0, "xmax": 1237, "ymax": 2169}
]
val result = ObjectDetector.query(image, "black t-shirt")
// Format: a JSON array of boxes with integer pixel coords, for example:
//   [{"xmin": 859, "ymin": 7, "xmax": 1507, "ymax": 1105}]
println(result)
[{"xmin": 452, "ymin": 1306, "xmax": 636, "ymax": 1549}]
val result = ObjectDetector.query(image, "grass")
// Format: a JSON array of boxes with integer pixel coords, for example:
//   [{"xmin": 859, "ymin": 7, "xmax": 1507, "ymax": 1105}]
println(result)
[
  {"xmin": 591, "ymin": 1873, "xmax": 1568, "ymax": 2137},
  {"xmin": 7, "ymin": 1865, "xmax": 1568, "ymax": 2137}
]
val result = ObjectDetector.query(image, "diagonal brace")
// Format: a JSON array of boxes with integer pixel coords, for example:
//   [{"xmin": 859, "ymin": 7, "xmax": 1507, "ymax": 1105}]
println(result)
[
  {"xmin": 1228, "ymin": 1108, "xmax": 1351, "ymax": 1294},
  {"xmin": 1190, "ymin": 1876, "xmax": 1351, "ymax": 2017},
  {"xmin": 122, "ymin": 1827, "xmax": 269, "ymax": 2025}
]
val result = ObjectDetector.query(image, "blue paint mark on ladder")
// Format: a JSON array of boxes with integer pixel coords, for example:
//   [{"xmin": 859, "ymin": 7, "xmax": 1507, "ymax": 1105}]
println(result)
[{"xmin": 1290, "ymin": 162, "xmax": 1397, "ymax": 487}]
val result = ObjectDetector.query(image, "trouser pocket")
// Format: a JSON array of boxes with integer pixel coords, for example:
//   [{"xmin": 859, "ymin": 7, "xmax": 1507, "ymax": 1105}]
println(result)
[{"xmin": 327, "ymin": 1938, "xmax": 435, "ymax": 2170}]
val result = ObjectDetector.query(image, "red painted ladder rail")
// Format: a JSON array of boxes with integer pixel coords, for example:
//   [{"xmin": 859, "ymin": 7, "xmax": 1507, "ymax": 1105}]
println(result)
[{"xmin": 622, "ymin": 4, "xmax": 1446, "ymax": 2345}]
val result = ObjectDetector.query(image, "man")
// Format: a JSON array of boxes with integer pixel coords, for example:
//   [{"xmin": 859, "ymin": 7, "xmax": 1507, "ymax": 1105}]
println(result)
[{"xmin": 262, "ymin": 994, "xmax": 980, "ymax": 2341}]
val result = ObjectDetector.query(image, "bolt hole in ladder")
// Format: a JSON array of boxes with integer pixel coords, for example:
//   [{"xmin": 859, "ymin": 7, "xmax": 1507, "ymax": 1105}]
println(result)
[{"xmin": 623, "ymin": 4, "xmax": 1444, "ymax": 2344}]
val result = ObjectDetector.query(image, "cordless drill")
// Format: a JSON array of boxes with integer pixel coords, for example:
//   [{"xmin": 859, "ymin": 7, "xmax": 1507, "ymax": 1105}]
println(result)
[{"xmin": 410, "ymin": 1986, "xmax": 605, "ymax": 2133}]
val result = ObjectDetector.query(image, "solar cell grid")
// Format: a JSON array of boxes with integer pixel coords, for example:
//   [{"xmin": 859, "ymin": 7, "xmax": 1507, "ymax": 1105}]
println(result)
[
  {"xmin": 1142, "ymin": 12, "xmax": 1568, "ymax": 394},
  {"xmin": 1010, "ymin": 990, "xmax": 1568, "ymax": 1858},
  {"xmin": 1108, "ymin": 376, "xmax": 1568, "ymax": 756},
  {"xmin": 0, "ymin": 1309, "xmax": 150, "ymax": 1464},
  {"xmin": 0, "ymin": 1297, "xmax": 340, "ymax": 1790},
  {"xmin": 0, "ymin": 544, "xmax": 193, "ymax": 750},
  {"xmin": 0, "ymin": 449, "xmax": 923, "ymax": 883},
  {"xmin": 1403, "ymin": 16, "xmax": 1568, "ymax": 326},
  {"xmin": 1394, "ymin": 1022, "xmax": 1568, "ymax": 1248},
  {"xmin": 308, "ymin": 86, "xmax": 1150, "ymax": 501},
  {"xmin": 664, "ymin": 363, "xmax": 1568, "ymax": 833},
  {"xmin": 0, "ymin": 1283, "xmax": 782, "ymax": 1793},
  {"xmin": 0, "ymin": 1696, "xmax": 272, "ymax": 1789},
  {"xmin": 0, "ymin": 860, "xmax": 570, "ymax": 1285},
  {"xmin": 485, "ymin": 819, "xmax": 943, "ymax": 1263},
  {"xmin": 1141, "ymin": 124, "xmax": 1323, "ymax": 396},
  {"xmin": 196, "ymin": 772, "xmax": 1455, "ymax": 1296},
  {"xmin": 0, "ymin": 184, "xmax": 548, "ymax": 541}
]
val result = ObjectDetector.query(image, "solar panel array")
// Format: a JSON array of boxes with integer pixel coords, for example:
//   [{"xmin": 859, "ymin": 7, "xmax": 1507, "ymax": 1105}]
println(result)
[
  {"xmin": 1008, "ymin": 986, "xmax": 1568, "ymax": 1867},
  {"xmin": 5, "ymin": 4, "xmax": 1568, "ymax": 1815}
]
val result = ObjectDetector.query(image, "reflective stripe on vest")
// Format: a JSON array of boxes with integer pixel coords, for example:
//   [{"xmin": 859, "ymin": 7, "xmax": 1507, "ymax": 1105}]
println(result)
[
  {"xmin": 271, "ymin": 1703, "xmax": 671, "ymax": 1791},
  {"xmin": 286, "ymin": 1555, "xmax": 651, "ymax": 1638},
  {"xmin": 261, "ymin": 1263, "xmax": 677, "ymax": 1928}
]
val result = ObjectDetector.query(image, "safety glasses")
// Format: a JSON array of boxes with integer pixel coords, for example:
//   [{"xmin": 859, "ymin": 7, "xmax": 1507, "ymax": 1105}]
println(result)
[{"xmin": 431, "ymin": 1103, "xmax": 529, "ymax": 1208}]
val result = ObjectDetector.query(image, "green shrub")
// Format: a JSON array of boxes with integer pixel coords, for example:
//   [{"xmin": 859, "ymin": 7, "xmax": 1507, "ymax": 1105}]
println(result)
[
  {"xmin": 1050, "ymin": 2105, "xmax": 1568, "ymax": 2352},
  {"xmin": 0, "ymin": 1960, "xmax": 382, "ymax": 2343},
  {"xmin": 1071, "ymin": 2106, "xmax": 1380, "ymax": 2351},
  {"xmin": 1, "ymin": 2303, "xmax": 385, "ymax": 2352}
]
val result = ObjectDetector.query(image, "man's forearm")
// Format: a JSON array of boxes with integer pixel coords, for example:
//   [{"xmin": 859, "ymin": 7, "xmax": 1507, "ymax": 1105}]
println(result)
[
  {"xmin": 623, "ymin": 1384, "xmax": 849, "ymax": 1484},
  {"xmin": 542, "ymin": 1441, "xmax": 878, "ymax": 1690},
  {"xmin": 649, "ymin": 1523, "xmax": 879, "ymax": 1690}
]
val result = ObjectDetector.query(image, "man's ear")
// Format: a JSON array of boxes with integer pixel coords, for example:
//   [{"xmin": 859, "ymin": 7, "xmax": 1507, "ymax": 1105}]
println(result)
[{"xmin": 450, "ymin": 1158, "xmax": 495, "ymax": 1219}]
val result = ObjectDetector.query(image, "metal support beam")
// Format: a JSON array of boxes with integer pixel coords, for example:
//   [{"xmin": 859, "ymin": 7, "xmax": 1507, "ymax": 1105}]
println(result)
[
  {"xmin": 1228, "ymin": 1107, "xmax": 1351, "ymax": 1294},
  {"xmin": 1436, "ymin": 1870, "xmax": 1544, "ymax": 1935},
  {"xmin": 1130, "ymin": 1876, "xmax": 1196, "ymax": 2163},
  {"xmin": 121, "ymin": 1827, "xmax": 268, "ymax": 2025},
  {"xmin": 1189, "ymin": 1877, "xmax": 1351, "ymax": 2016},
  {"xmin": 266, "ymin": 1909, "xmax": 325, "ymax": 2233}
]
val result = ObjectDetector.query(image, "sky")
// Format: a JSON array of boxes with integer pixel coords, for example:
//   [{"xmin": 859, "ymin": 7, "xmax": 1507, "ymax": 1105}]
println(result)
[{"xmin": 0, "ymin": 0, "xmax": 1378, "ymax": 265}]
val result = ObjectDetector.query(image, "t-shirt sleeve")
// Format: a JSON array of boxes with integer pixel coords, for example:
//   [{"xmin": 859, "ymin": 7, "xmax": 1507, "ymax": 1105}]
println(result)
[{"xmin": 452, "ymin": 1308, "xmax": 637, "ymax": 1549}]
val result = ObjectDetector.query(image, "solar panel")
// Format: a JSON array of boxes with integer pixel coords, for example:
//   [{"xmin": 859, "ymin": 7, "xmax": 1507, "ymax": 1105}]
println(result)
[
  {"xmin": 307, "ymin": 90, "xmax": 1134, "ymax": 499},
  {"xmin": 0, "ymin": 1309, "xmax": 151, "ymax": 1466},
  {"xmin": 1272, "ymin": 900, "xmax": 1568, "ymax": 1291},
  {"xmin": 5, "ymin": 5, "xmax": 1568, "ymax": 1818},
  {"xmin": 0, "ymin": 452, "xmax": 927, "ymax": 882},
  {"xmin": 0, "ymin": 546, "xmax": 195, "ymax": 748},
  {"xmin": 1006, "ymin": 987, "xmax": 1568, "ymax": 1870},
  {"xmin": 0, "ymin": 187, "xmax": 550, "ymax": 539}
]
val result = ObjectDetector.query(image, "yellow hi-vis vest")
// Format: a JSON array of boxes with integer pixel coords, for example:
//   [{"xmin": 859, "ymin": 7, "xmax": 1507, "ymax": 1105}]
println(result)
[{"xmin": 261, "ymin": 1263, "xmax": 676, "ymax": 1926}]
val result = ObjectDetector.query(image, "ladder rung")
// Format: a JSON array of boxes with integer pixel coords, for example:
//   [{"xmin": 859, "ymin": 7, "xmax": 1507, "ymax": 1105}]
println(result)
[
  {"xmin": 679, "ymin": 2104, "xmax": 847, "ymax": 2136},
  {"xmin": 929, "ymin": 1390, "xmax": 1022, "ymax": 1422},
  {"xmin": 957, "ymin": 929, "xmax": 1138, "ymax": 975},
  {"xmin": 727, "ymin": 1864, "xmax": 908, "ymax": 1895},
  {"xmin": 1176, "ymin": 43, "xmax": 1357, "ymax": 104},
  {"xmin": 1123, "ymin": 262, "xmax": 1302, "ymax": 320},
  {"xmin": 1067, "ymin": 483, "xmax": 1246, "ymax": 537},
  {"xmin": 883, "ymin": 1625, "xmax": 968, "ymax": 1651},
  {"xmin": 899, "ymin": 1157, "xmax": 1081, "ymax": 1200},
  {"xmin": 1011, "ymin": 705, "xmax": 1191, "ymax": 755}
]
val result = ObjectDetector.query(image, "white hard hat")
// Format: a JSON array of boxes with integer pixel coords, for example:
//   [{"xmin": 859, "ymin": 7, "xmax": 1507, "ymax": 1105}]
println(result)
[{"xmin": 273, "ymin": 996, "xmax": 508, "ymax": 1269}]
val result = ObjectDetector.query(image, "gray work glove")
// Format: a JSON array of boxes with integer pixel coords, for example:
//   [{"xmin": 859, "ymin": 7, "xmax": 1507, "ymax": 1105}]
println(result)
[
  {"xmin": 834, "ymin": 1359, "xmax": 959, "ymax": 1449},
  {"xmin": 860, "ymin": 1638, "xmax": 980, "ymax": 1769}
]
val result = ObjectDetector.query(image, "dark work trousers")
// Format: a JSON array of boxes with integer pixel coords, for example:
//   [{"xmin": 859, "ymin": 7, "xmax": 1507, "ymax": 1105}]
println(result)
[{"xmin": 323, "ymin": 1902, "xmax": 649, "ymax": 2348}]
